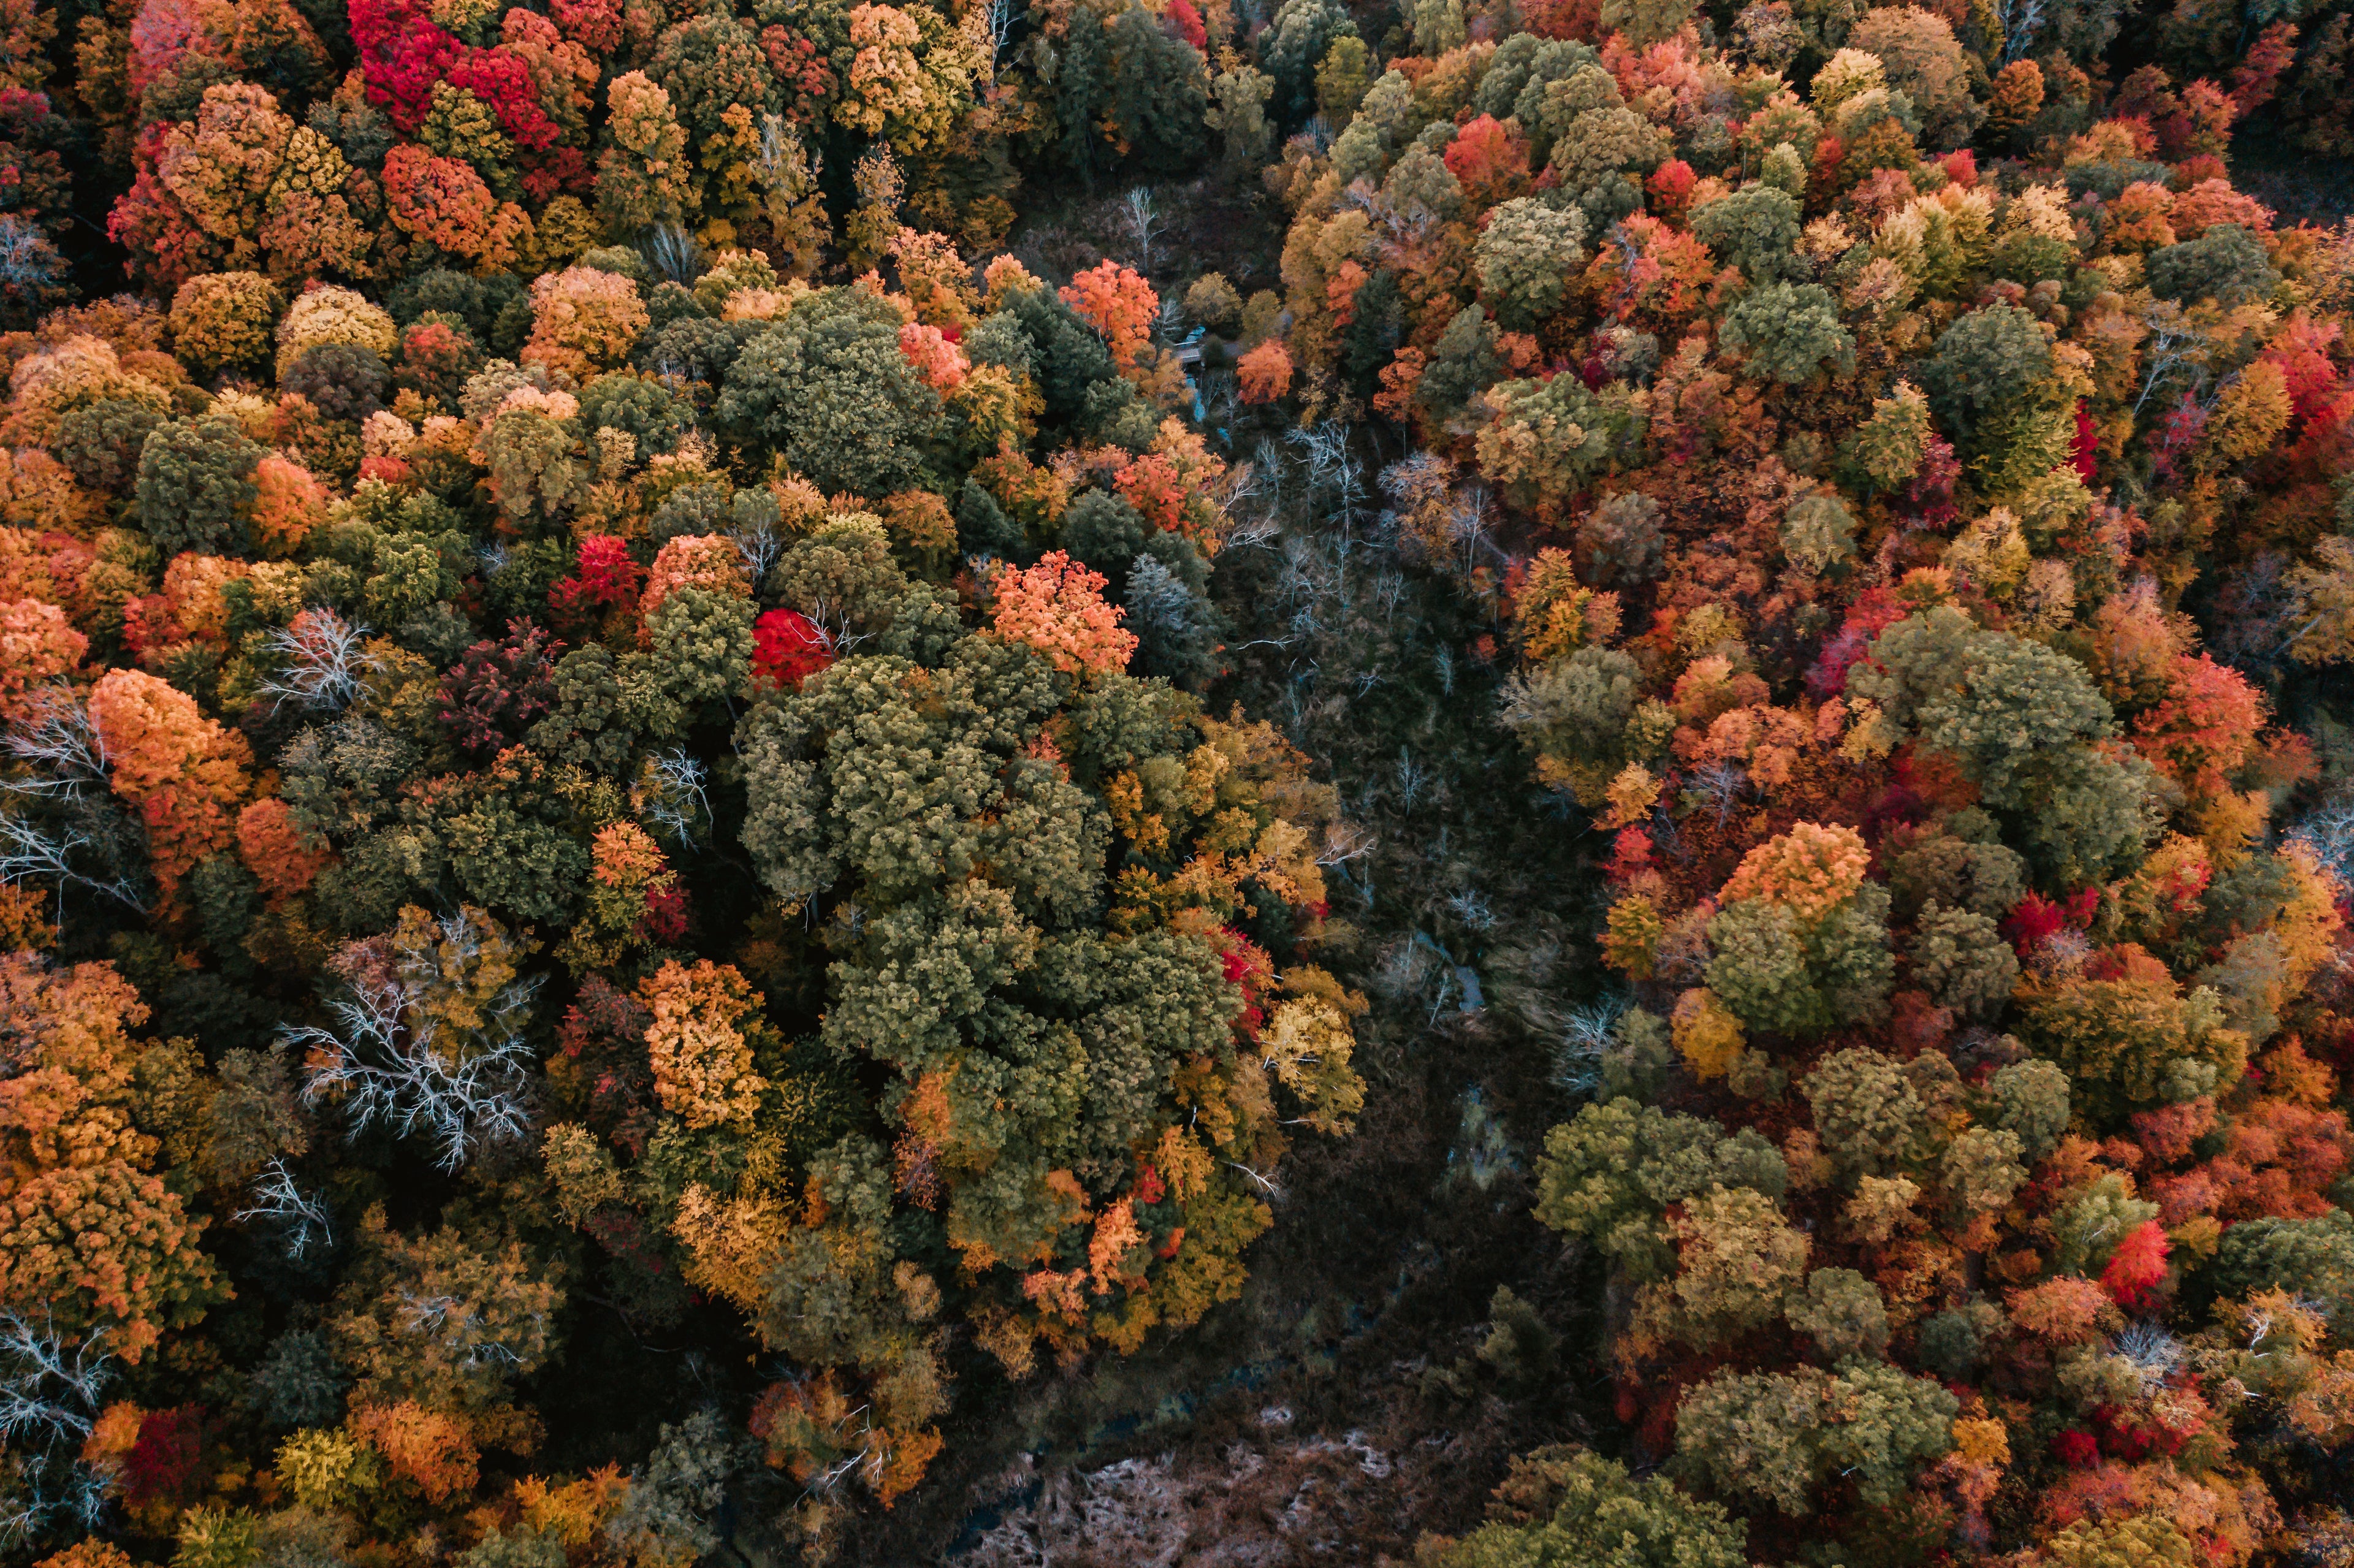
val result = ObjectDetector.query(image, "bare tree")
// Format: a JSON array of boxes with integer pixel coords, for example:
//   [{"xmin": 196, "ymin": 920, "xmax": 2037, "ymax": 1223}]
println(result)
[
  {"xmin": 2133, "ymin": 308, "xmax": 2209, "ymax": 417},
  {"xmin": 1995, "ymin": 0, "xmax": 2046, "ymax": 63},
  {"xmin": 1120, "ymin": 186, "xmax": 1165, "ymax": 278},
  {"xmin": 0, "ymin": 1311, "xmax": 115, "ymax": 1547},
  {"xmin": 981, "ymin": 0, "xmax": 1025, "ymax": 74},
  {"xmin": 257, "ymin": 609, "xmax": 375, "ymax": 714},
  {"xmin": 2, "ymin": 685, "xmax": 107, "ymax": 797},
  {"xmin": 729, "ymin": 519, "xmax": 787, "ymax": 584},
  {"xmin": 636, "ymin": 748, "xmax": 714, "ymax": 850},
  {"xmin": 640, "ymin": 224, "xmax": 705, "ymax": 285},
  {"xmin": 395, "ymin": 1291, "xmax": 544, "ymax": 1371},
  {"xmin": 234, "ymin": 1158, "xmax": 336, "ymax": 1260},
  {"xmin": 292, "ymin": 918, "xmax": 542, "ymax": 1171},
  {"xmin": 2289, "ymin": 796, "xmax": 2354, "ymax": 885}
]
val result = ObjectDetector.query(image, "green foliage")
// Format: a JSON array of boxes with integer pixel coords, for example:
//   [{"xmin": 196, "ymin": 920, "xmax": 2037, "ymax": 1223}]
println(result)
[
  {"xmin": 1475, "ymin": 199, "xmax": 1590, "ymax": 330},
  {"xmin": 2208, "ymin": 1210, "xmax": 2354, "ymax": 1330},
  {"xmin": 1851, "ymin": 611, "xmax": 2159, "ymax": 885},
  {"xmin": 1672, "ymin": 1362, "xmax": 1957, "ymax": 1513},
  {"xmin": 2144, "ymin": 224, "xmax": 2279, "ymax": 306},
  {"xmin": 1786, "ymin": 1266, "xmax": 1891, "ymax": 1359},
  {"xmin": 2017, "ymin": 972, "xmax": 2247, "ymax": 1124},
  {"xmin": 138, "ymin": 415, "xmax": 263, "ymax": 556},
  {"xmin": 1919, "ymin": 303, "xmax": 2051, "ymax": 437},
  {"xmin": 1476, "ymin": 1285, "xmax": 1559, "ymax": 1388},
  {"xmin": 1421, "ymin": 1448, "xmax": 1746, "ymax": 1568},
  {"xmin": 1908, "ymin": 901, "xmax": 2020, "ymax": 1018},
  {"xmin": 1802, "ymin": 1046, "xmax": 1944, "ymax": 1177},
  {"xmin": 1689, "ymin": 184, "xmax": 1804, "ymax": 284},
  {"xmin": 1706, "ymin": 885, "xmax": 1894, "ymax": 1036},
  {"xmin": 715, "ymin": 294, "xmax": 943, "ymax": 496},
  {"xmin": 1534, "ymin": 1098, "xmax": 1788, "ymax": 1281},
  {"xmin": 1718, "ymin": 283, "xmax": 1855, "ymax": 384}
]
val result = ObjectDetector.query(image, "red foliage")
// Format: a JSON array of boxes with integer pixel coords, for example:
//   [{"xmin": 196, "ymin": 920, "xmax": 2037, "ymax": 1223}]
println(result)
[
  {"xmin": 1900, "ymin": 432, "xmax": 1960, "ymax": 527},
  {"xmin": 750, "ymin": 607, "xmax": 836, "ymax": 690},
  {"xmin": 1166, "ymin": 0, "xmax": 1207, "ymax": 50},
  {"xmin": 2092, "ymin": 1401, "xmax": 2193, "ymax": 1460},
  {"xmin": 552, "ymin": 0, "xmax": 622, "ymax": 52},
  {"xmin": 1217, "ymin": 927, "xmax": 1274, "ymax": 1040},
  {"xmin": 121, "ymin": 1406, "xmax": 208, "ymax": 1505},
  {"xmin": 2151, "ymin": 394, "xmax": 2207, "ymax": 483},
  {"xmin": 1807, "ymin": 585, "xmax": 1914, "ymax": 696},
  {"xmin": 444, "ymin": 47, "xmax": 560, "ymax": 153},
  {"xmin": 2050, "ymin": 1428, "xmax": 2101, "ymax": 1468},
  {"xmin": 350, "ymin": 0, "xmax": 460, "ymax": 134},
  {"xmin": 1518, "ymin": 0, "xmax": 1603, "ymax": 39},
  {"xmin": 549, "ymin": 535, "xmax": 646, "ymax": 626},
  {"xmin": 2003, "ymin": 888, "xmax": 2099, "ymax": 954},
  {"xmin": 438, "ymin": 618, "xmax": 562, "ymax": 756},
  {"xmin": 394, "ymin": 318, "xmax": 480, "ymax": 405},
  {"xmin": 556, "ymin": 975, "xmax": 658, "ymax": 1153},
  {"xmin": 1646, "ymin": 159, "xmax": 1696, "ymax": 220},
  {"xmin": 1444, "ymin": 116, "xmax": 1532, "ymax": 204},
  {"xmin": 2098, "ymin": 1219, "xmax": 2170, "ymax": 1308},
  {"xmin": 1941, "ymin": 148, "xmax": 1978, "ymax": 187},
  {"xmin": 2132, "ymin": 653, "xmax": 2263, "ymax": 798},
  {"xmin": 2231, "ymin": 22, "xmax": 2298, "ymax": 114},
  {"xmin": 2071, "ymin": 400, "xmax": 2098, "ymax": 480},
  {"xmin": 639, "ymin": 881, "xmax": 689, "ymax": 943},
  {"xmin": 1606, "ymin": 826, "xmax": 1654, "ymax": 883},
  {"xmin": 758, "ymin": 25, "xmax": 837, "ymax": 113}
]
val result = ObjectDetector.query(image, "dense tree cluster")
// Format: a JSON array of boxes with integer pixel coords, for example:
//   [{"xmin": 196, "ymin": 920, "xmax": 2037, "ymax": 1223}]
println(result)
[
  {"xmin": 2, "ymin": 0, "xmax": 2353, "ymax": 1558},
  {"xmin": 0, "ymin": 153, "xmax": 1358, "ymax": 1556},
  {"xmin": 1230, "ymin": 1, "xmax": 2354, "ymax": 1563}
]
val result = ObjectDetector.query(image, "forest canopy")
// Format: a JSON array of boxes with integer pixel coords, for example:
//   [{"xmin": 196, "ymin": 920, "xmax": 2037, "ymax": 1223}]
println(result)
[{"xmin": 1, "ymin": 0, "xmax": 2353, "ymax": 1559}]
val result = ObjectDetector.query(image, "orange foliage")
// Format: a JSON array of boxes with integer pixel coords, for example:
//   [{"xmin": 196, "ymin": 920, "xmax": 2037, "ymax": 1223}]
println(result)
[
  {"xmin": 353, "ymin": 1401, "xmax": 481, "ymax": 1503},
  {"xmin": 1059, "ymin": 262, "xmax": 1158, "ymax": 373},
  {"xmin": 638, "ymin": 959, "xmax": 766, "ymax": 1130},
  {"xmin": 0, "ymin": 598, "xmax": 84, "ymax": 721},
  {"xmin": 988, "ymin": 551, "xmax": 1136, "ymax": 676},
  {"xmin": 1238, "ymin": 340, "xmax": 1295, "ymax": 404},
  {"xmin": 236, "ymin": 796, "xmax": 330, "ymax": 899},
  {"xmin": 897, "ymin": 321, "xmax": 969, "ymax": 392},
  {"xmin": 1717, "ymin": 820, "xmax": 1872, "ymax": 917},
  {"xmin": 86, "ymin": 668, "xmax": 252, "ymax": 896},
  {"xmin": 249, "ymin": 452, "xmax": 328, "ymax": 557}
]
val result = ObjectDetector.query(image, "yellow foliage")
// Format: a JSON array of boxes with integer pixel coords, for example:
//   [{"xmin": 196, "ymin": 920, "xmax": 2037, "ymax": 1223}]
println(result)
[
  {"xmin": 639, "ymin": 959, "xmax": 768, "ymax": 1130},
  {"xmin": 1671, "ymin": 986, "xmax": 1745, "ymax": 1081},
  {"xmin": 672, "ymin": 1181, "xmax": 794, "ymax": 1315}
]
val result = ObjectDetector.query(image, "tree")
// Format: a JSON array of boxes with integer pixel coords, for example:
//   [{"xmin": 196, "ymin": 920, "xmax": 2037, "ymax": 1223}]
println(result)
[
  {"xmin": 1534, "ymin": 1098, "xmax": 1787, "ymax": 1281},
  {"xmin": 1689, "ymin": 184, "xmax": 1803, "ymax": 284},
  {"xmin": 1419, "ymin": 1447, "xmax": 1746, "ymax": 1568},
  {"xmin": 1919, "ymin": 303, "xmax": 2051, "ymax": 438},
  {"xmin": 2145, "ymin": 224, "xmax": 2277, "ymax": 306},
  {"xmin": 0, "ymin": 955, "xmax": 223, "ymax": 1367},
  {"xmin": 288, "ymin": 905, "xmax": 542, "ymax": 1170},
  {"xmin": 135, "ymin": 416, "xmax": 261, "ymax": 557},
  {"xmin": 715, "ymin": 293, "xmax": 943, "ymax": 497},
  {"xmin": 86, "ymin": 667, "xmax": 252, "ymax": 897},
  {"xmin": 167, "ymin": 272, "xmax": 283, "ymax": 376},
  {"xmin": 1908, "ymin": 901, "xmax": 2019, "ymax": 1018},
  {"xmin": 1672, "ymin": 1362, "xmax": 1957, "ymax": 1513},
  {"xmin": 1718, "ymin": 282, "xmax": 1855, "ymax": 384},
  {"xmin": 1475, "ymin": 199, "xmax": 1589, "ymax": 330},
  {"xmin": 1107, "ymin": 7, "xmax": 1208, "ymax": 173},
  {"xmin": 1706, "ymin": 825, "xmax": 1895, "ymax": 1035},
  {"xmin": 596, "ymin": 72, "xmax": 691, "ymax": 232},
  {"xmin": 1848, "ymin": 7, "xmax": 1981, "ymax": 148}
]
